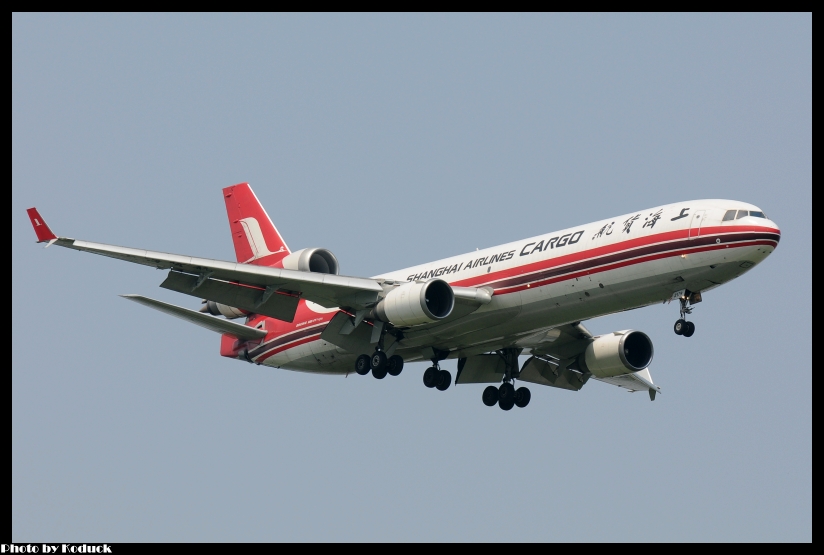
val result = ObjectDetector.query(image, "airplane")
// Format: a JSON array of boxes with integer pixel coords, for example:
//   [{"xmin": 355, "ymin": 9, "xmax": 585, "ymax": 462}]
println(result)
[{"xmin": 26, "ymin": 183, "xmax": 780, "ymax": 410}]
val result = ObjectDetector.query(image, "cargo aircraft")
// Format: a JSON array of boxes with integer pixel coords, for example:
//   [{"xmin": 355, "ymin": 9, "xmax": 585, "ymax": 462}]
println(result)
[{"xmin": 26, "ymin": 183, "xmax": 780, "ymax": 410}]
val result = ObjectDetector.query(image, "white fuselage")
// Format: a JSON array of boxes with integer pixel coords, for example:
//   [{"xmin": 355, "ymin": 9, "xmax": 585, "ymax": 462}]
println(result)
[{"xmin": 251, "ymin": 199, "xmax": 779, "ymax": 372}]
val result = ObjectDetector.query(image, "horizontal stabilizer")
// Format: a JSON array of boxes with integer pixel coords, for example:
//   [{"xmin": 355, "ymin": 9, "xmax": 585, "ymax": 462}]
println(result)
[{"xmin": 121, "ymin": 294, "xmax": 267, "ymax": 341}]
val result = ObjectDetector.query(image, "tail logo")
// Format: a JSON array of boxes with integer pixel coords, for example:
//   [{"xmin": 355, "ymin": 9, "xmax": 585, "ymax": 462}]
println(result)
[{"xmin": 239, "ymin": 217, "xmax": 285, "ymax": 263}]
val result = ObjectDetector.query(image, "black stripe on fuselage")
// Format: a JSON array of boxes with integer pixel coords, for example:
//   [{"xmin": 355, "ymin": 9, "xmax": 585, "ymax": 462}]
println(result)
[
  {"xmin": 487, "ymin": 231, "xmax": 778, "ymax": 291},
  {"xmin": 247, "ymin": 324, "xmax": 327, "ymax": 359}
]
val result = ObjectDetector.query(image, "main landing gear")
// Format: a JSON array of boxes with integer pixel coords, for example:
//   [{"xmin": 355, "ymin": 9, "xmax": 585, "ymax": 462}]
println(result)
[
  {"xmin": 482, "ymin": 383, "xmax": 531, "ymax": 411},
  {"xmin": 423, "ymin": 362, "xmax": 452, "ymax": 391},
  {"xmin": 673, "ymin": 291, "xmax": 696, "ymax": 338},
  {"xmin": 354, "ymin": 351, "xmax": 404, "ymax": 379},
  {"xmin": 480, "ymin": 348, "xmax": 531, "ymax": 411},
  {"xmin": 354, "ymin": 325, "xmax": 404, "ymax": 379}
]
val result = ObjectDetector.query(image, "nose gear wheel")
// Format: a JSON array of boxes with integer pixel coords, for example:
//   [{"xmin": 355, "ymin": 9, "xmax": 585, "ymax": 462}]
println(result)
[{"xmin": 673, "ymin": 291, "xmax": 697, "ymax": 338}]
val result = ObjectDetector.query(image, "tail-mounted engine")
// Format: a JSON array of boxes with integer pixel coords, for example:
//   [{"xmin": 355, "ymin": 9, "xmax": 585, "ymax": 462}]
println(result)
[
  {"xmin": 280, "ymin": 248, "xmax": 340, "ymax": 274},
  {"xmin": 373, "ymin": 279, "xmax": 455, "ymax": 327},
  {"xmin": 578, "ymin": 330, "xmax": 654, "ymax": 378},
  {"xmin": 200, "ymin": 301, "xmax": 248, "ymax": 319}
]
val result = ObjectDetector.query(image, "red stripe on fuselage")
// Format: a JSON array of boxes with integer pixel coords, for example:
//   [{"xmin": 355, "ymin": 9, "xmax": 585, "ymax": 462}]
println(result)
[
  {"xmin": 254, "ymin": 333, "xmax": 322, "ymax": 363},
  {"xmin": 495, "ymin": 239, "xmax": 776, "ymax": 294},
  {"xmin": 249, "ymin": 225, "xmax": 778, "ymax": 362},
  {"xmin": 451, "ymin": 225, "xmax": 778, "ymax": 289}
]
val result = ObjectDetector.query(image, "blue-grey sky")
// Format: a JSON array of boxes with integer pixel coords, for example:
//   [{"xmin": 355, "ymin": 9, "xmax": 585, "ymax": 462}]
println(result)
[{"xmin": 12, "ymin": 14, "xmax": 811, "ymax": 542}]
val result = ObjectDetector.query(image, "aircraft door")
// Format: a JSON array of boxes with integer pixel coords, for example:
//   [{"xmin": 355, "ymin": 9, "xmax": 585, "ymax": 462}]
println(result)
[{"xmin": 689, "ymin": 210, "xmax": 706, "ymax": 239}]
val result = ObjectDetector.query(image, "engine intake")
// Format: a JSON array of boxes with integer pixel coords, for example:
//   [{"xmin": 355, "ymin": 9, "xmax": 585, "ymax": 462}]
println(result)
[
  {"xmin": 280, "ymin": 248, "xmax": 339, "ymax": 274},
  {"xmin": 374, "ymin": 279, "xmax": 455, "ymax": 327},
  {"xmin": 579, "ymin": 330, "xmax": 654, "ymax": 378}
]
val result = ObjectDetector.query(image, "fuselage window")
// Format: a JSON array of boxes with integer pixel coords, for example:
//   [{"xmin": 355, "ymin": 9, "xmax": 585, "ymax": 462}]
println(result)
[
  {"xmin": 722, "ymin": 210, "xmax": 737, "ymax": 221},
  {"xmin": 736, "ymin": 210, "xmax": 749, "ymax": 219},
  {"xmin": 749, "ymin": 211, "xmax": 766, "ymax": 219}
]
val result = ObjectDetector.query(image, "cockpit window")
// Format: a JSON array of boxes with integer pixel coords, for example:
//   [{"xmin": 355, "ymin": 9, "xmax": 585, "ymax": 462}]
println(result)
[
  {"xmin": 749, "ymin": 211, "xmax": 766, "ymax": 219},
  {"xmin": 736, "ymin": 210, "xmax": 749, "ymax": 219},
  {"xmin": 722, "ymin": 210, "xmax": 736, "ymax": 221}
]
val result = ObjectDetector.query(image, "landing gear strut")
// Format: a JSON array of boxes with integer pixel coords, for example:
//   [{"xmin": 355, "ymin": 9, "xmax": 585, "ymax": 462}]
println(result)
[
  {"xmin": 673, "ymin": 291, "xmax": 697, "ymax": 338},
  {"xmin": 481, "ymin": 348, "xmax": 530, "ymax": 410}
]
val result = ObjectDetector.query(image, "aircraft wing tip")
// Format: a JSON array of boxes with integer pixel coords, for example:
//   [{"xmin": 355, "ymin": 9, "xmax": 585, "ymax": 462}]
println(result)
[{"xmin": 26, "ymin": 207, "xmax": 58, "ymax": 243}]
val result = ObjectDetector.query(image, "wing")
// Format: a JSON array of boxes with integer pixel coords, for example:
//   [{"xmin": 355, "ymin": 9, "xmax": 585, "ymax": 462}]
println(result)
[
  {"xmin": 26, "ymin": 209, "xmax": 491, "ymax": 328},
  {"xmin": 41, "ymin": 235, "xmax": 382, "ymax": 321},
  {"xmin": 517, "ymin": 322, "xmax": 661, "ymax": 399}
]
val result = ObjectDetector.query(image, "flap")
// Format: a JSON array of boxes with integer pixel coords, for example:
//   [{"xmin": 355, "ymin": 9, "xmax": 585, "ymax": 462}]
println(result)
[
  {"xmin": 455, "ymin": 354, "xmax": 506, "ymax": 384},
  {"xmin": 594, "ymin": 367, "xmax": 661, "ymax": 394},
  {"xmin": 160, "ymin": 270, "xmax": 300, "ymax": 322},
  {"xmin": 518, "ymin": 356, "xmax": 589, "ymax": 391},
  {"xmin": 319, "ymin": 311, "xmax": 379, "ymax": 354}
]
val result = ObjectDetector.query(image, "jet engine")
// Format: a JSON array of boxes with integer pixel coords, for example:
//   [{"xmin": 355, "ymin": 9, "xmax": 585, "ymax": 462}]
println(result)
[
  {"xmin": 373, "ymin": 279, "xmax": 455, "ymax": 327},
  {"xmin": 280, "ymin": 248, "xmax": 340, "ymax": 274},
  {"xmin": 578, "ymin": 330, "xmax": 654, "ymax": 378},
  {"xmin": 200, "ymin": 301, "xmax": 247, "ymax": 319}
]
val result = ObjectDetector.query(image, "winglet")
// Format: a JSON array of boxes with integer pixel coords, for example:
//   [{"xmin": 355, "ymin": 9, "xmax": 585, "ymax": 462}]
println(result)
[{"xmin": 26, "ymin": 208, "xmax": 57, "ymax": 243}]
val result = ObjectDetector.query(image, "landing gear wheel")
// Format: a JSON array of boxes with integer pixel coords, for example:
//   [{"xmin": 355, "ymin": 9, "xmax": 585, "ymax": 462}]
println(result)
[
  {"xmin": 355, "ymin": 354, "xmax": 371, "ymax": 375},
  {"xmin": 372, "ymin": 365, "xmax": 387, "ymax": 379},
  {"xmin": 482, "ymin": 385, "xmax": 499, "ymax": 406},
  {"xmin": 423, "ymin": 366, "xmax": 439, "ymax": 388},
  {"xmin": 387, "ymin": 355, "xmax": 404, "ymax": 376},
  {"xmin": 683, "ymin": 321, "xmax": 696, "ymax": 337},
  {"xmin": 514, "ymin": 387, "xmax": 531, "ymax": 408},
  {"xmin": 435, "ymin": 370, "xmax": 452, "ymax": 391},
  {"xmin": 499, "ymin": 382, "xmax": 516, "ymax": 410},
  {"xmin": 371, "ymin": 351, "xmax": 387, "ymax": 371},
  {"xmin": 674, "ymin": 319, "xmax": 686, "ymax": 335}
]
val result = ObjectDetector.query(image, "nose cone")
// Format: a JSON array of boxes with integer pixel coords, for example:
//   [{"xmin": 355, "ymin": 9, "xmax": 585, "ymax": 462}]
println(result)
[
  {"xmin": 760, "ymin": 214, "xmax": 781, "ymax": 255},
  {"xmin": 749, "ymin": 206, "xmax": 780, "ymax": 248},
  {"xmin": 764, "ymin": 215, "xmax": 781, "ymax": 247}
]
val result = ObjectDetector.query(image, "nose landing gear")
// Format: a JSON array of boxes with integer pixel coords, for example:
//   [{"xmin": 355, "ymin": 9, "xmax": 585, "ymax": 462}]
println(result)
[{"xmin": 673, "ymin": 291, "xmax": 697, "ymax": 338}]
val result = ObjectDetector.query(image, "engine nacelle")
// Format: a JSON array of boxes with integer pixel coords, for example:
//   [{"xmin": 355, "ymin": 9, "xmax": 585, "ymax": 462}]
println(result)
[
  {"xmin": 579, "ymin": 330, "xmax": 654, "ymax": 378},
  {"xmin": 201, "ymin": 301, "xmax": 247, "ymax": 319},
  {"xmin": 373, "ymin": 279, "xmax": 455, "ymax": 327},
  {"xmin": 280, "ymin": 248, "xmax": 340, "ymax": 274}
]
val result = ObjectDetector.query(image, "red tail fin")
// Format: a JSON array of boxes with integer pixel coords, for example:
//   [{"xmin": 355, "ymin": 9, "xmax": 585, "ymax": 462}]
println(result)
[{"xmin": 223, "ymin": 183, "xmax": 290, "ymax": 266}]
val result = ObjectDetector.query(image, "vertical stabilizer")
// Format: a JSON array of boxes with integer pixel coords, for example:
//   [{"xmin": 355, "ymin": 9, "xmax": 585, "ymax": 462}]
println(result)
[{"xmin": 223, "ymin": 183, "xmax": 290, "ymax": 266}]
